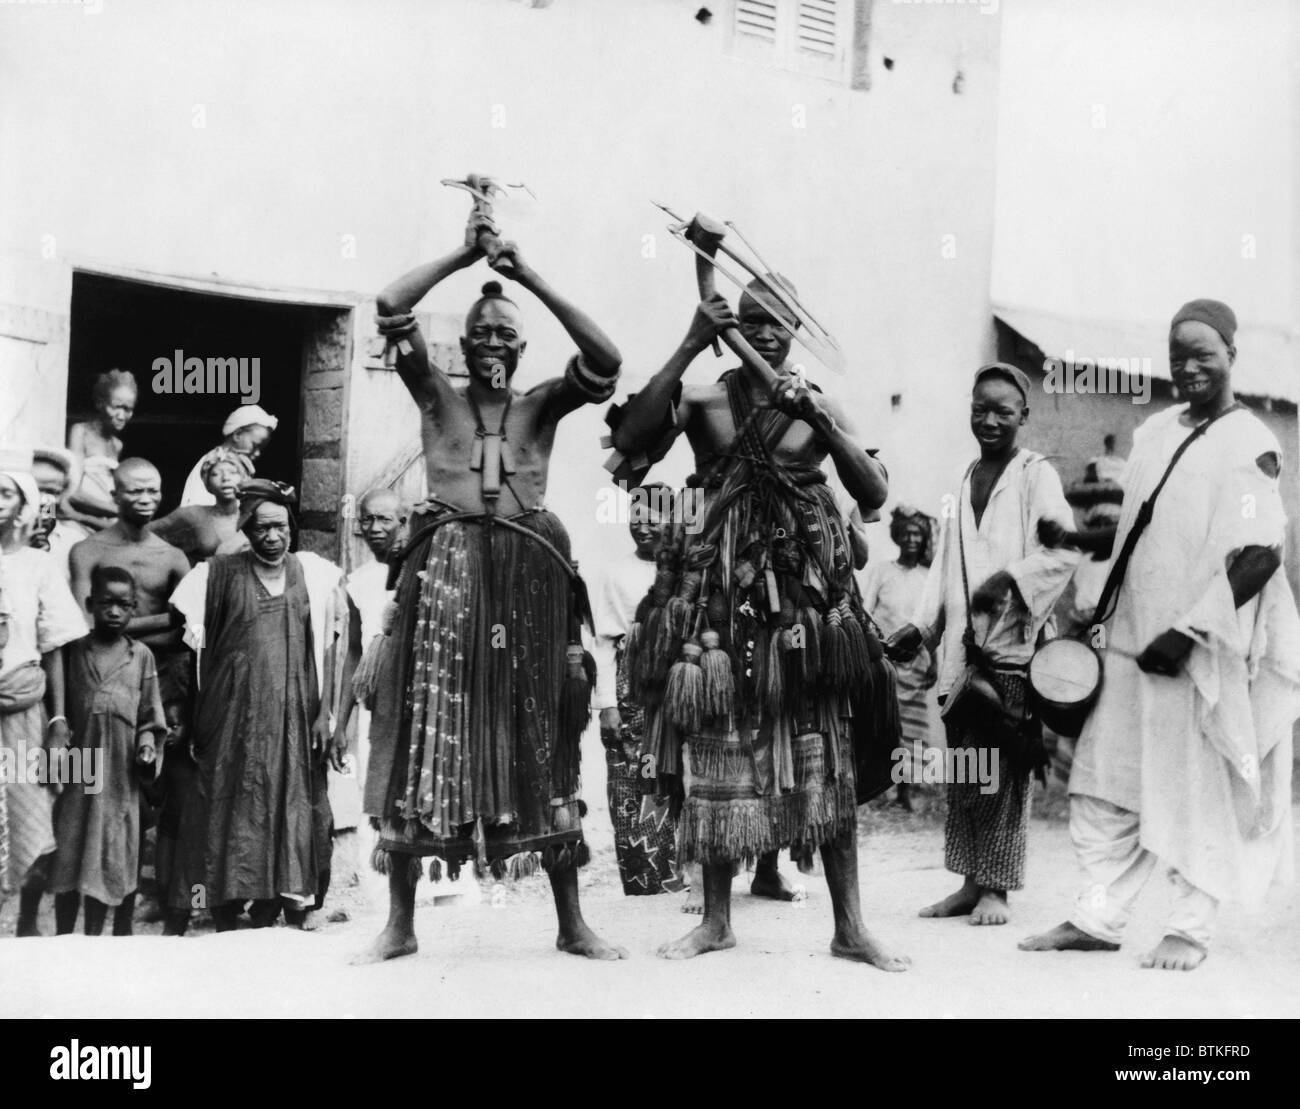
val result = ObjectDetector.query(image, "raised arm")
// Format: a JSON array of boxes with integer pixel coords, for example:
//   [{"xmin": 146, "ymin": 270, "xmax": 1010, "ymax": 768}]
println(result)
[
  {"xmin": 485, "ymin": 241, "xmax": 622, "ymax": 420},
  {"xmin": 491, "ymin": 243, "xmax": 620, "ymax": 378},
  {"xmin": 610, "ymin": 297, "xmax": 732, "ymax": 454},
  {"xmin": 777, "ymin": 383, "xmax": 888, "ymax": 513},
  {"xmin": 375, "ymin": 212, "xmax": 495, "ymax": 408}
]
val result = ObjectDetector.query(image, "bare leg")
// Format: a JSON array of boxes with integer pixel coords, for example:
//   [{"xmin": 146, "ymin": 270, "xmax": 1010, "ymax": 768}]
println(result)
[
  {"xmin": 822, "ymin": 833, "xmax": 910, "ymax": 971},
  {"xmin": 919, "ymin": 875, "xmax": 982, "ymax": 918},
  {"xmin": 112, "ymin": 894, "xmax": 136, "ymax": 937},
  {"xmin": 550, "ymin": 863, "xmax": 627, "ymax": 960},
  {"xmin": 658, "ymin": 860, "xmax": 737, "ymax": 959},
  {"xmin": 1140, "ymin": 935, "xmax": 1206, "ymax": 971},
  {"xmin": 16, "ymin": 886, "xmax": 44, "ymax": 937},
  {"xmin": 750, "ymin": 850, "xmax": 797, "ymax": 901},
  {"xmin": 1018, "ymin": 921, "xmax": 1120, "ymax": 952},
  {"xmin": 351, "ymin": 861, "xmax": 419, "ymax": 964},
  {"xmin": 83, "ymin": 897, "xmax": 109, "ymax": 936},
  {"xmin": 681, "ymin": 862, "xmax": 704, "ymax": 914},
  {"xmin": 54, "ymin": 891, "xmax": 81, "ymax": 935}
]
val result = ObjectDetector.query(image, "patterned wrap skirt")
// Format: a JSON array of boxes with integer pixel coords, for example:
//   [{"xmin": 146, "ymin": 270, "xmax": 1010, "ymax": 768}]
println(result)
[{"xmin": 370, "ymin": 508, "xmax": 587, "ymax": 873}]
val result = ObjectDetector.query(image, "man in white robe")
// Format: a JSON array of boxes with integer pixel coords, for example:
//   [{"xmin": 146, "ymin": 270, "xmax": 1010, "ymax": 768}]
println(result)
[
  {"xmin": 1022, "ymin": 299, "xmax": 1300, "ymax": 970},
  {"xmin": 889, "ymin": 364, "xmax": 1078, "ymax": 925}
]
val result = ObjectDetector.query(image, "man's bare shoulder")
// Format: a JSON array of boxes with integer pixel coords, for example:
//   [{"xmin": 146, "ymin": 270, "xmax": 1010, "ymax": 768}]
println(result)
[
  {"xmin": 681, "ymin": 381, "xmax": 728, "ymax": 404},
  {"xmin": 518, "ymin": 377, "xmax": 566, "ymax": 402},
  {"xmin": 680, "ymin": 381, "xmax": 729, "ymax": 424}
]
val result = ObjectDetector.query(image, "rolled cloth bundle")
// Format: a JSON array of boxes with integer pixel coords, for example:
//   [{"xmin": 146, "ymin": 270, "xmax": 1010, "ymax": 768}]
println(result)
[{"xmin": 236, "ymin": 479, "xmax": 296, "ymax": 530}]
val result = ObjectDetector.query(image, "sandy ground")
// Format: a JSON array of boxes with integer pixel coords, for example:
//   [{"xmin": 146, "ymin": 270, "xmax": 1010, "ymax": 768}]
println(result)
[{"xmin": 3, "ymin": 738, "xmax": 1298, "ymax": 1019}]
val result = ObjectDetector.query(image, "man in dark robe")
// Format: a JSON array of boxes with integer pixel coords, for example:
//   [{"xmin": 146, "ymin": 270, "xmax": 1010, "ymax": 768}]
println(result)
[{"xmin": 169, "ymin": 481, "xmax": 348, "ymax": 930}]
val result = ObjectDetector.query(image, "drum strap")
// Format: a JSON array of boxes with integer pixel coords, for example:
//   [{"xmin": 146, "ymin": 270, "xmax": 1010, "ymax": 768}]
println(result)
[
  {"xmin": 956, "ymin": 455, "xmax": 1020, "ymax": 662},
  {"xmin": 1090, "ymin": 402, "xmax": 1243, "ymax": 627}
]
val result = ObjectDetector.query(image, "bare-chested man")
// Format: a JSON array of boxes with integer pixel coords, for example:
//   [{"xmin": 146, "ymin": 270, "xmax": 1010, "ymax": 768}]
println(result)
[
  {"xmin": 356, "ymin": 205, "xmax": 626, "ymax": 963},
  {"xmin": 69, "ymin": 460, "xmax": 189, "ymax": 667},
  {"xmin": 609, "ymin": 280, "xmax": 909, "ymax": 970}
]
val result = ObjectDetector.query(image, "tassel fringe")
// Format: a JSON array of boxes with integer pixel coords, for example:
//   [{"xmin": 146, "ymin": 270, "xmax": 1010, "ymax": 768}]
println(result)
[{"xmin": 352, "ymin": 635, "xmax": 388, "ymax": 706}]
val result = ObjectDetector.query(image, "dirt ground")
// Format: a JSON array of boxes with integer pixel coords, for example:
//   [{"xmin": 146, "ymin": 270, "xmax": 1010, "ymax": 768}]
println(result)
[{"xmin": 3, "ymin": 758, "xmax": 1297, "ymax": 1019}]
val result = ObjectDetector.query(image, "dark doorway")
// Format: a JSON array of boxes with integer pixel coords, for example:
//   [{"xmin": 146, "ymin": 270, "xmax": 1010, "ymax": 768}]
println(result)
[{"xmin": 67, "ymin": 272, "xmax": 319, "ymax": 514}]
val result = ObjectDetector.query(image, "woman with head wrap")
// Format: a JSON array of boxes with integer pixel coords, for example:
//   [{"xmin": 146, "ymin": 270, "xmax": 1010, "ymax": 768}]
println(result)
[
  {"xmin": 146, "ymin": 447, "xmax": 244, "ymax": 564},
  {"xmin": 179, "ymin": 404, "xmax": 278, "ymax": 509},
  {"xmin": 860, "ymin": 505, "xmax": 941, "ymax": 810},
  {"xmin": 0, "ymin": 449, "xmax": 89, "ymax": 930}
]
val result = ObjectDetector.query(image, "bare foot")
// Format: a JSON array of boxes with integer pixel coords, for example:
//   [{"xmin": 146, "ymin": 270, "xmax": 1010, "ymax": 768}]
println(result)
[
  {"xmin": 657, "ymin": 920, "xmax": 737, "ymax": 959},
  {"xmin": 919, "ymin": 879, "xmax": 980, "ymax": 918},
  {"xmin": 831, "ymin": 929, "xmax": 911, "ymax": 972},
  {"xmin": 1018, "ymin": 921, "xmax": 1120, "ymax": 952},
  {"xmin": 681, "ymin": 885, "xmax": 704, "ymax": 914},
  {"xmin": 969, "ymin": 890, "xmax": 1009, "ymax": 926},
  {"xmin": 1140, "ymin": 934, "xmax": 1206, "ymax": 971},
  {"xmin": 557, "ymin": 922, "xmax": 628, "ymax": 960},
  {"xmin": 750, "ymin": 868, "xmax": 797, "ymax": 902},
  {"xmin": 350, "ymin": 923, "xmax": 418, "ymax": 964}
]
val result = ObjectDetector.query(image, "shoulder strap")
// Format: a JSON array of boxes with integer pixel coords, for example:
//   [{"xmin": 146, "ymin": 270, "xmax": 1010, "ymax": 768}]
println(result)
[
  {"xmin": 956, "ymin": 462, "xmax": 977, "ymax": 640},
  {"xmin": 1091, "ymin": 403, "xmax": 1242, "ymax": 626}
]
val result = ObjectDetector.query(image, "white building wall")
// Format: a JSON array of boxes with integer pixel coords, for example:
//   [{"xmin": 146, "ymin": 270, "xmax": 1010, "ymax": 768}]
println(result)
[{"xmin": 1, "ymin": 0, "xmax": 1003, "ymax": 565}]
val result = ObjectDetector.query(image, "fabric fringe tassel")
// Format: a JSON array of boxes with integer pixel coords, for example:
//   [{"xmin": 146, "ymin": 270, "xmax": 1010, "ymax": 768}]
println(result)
[
  {"xmin": 539, "ymin": 839, "xmax": 591, "ymax": 874},
  {"xmin": 688, "ymin": 738, "xmax": 753, "ymax": 782},
  {"xmin": 623, "ymin": 621, "xmax": 644, "ymax": 691},
  {"xmin": 428, "ymin": 857, "xmax": 442, "ymax": 882},
  {"xmin": 841, "ymin": 605, "xmax": 871, "ymax": 685},
  {"xmin": 664, "ymin": 639, "xmax": 705, "ymax": 734},
  {"xmin": 369, "ymin": 846, "xmax": 423, "ymax": 888},
  {"xmin": 644, "ymin": 707, "xmax": 681, "ymax": 780},
  {"xmin": 869, "ymin": 654, "xmax": 902, "ymax": 754},
  {"xmin": 821, "ymin": 607, "xmax": 851, "ymax": 691},
  {"xmin": 699, "ymin": 629, "xmax": 735, "ymax": 722},
  {"xmin": 747, "ymin": 627, "xmax": 769, "ymax": 703},
  {"xmin": 795, "ymin": 606, "xmax": 822, "ymax": 685},
  {"xmin": 772, "ymin": 714, "xmax": 795, "ymax": 793},
  {"xmin": 666, "ymin": 570, "xmax": 702, "ymax": 640},
  {"xmin": 765, "ymin": 630, "xmax": 786, "ymax": 717},
  {"xmin": 351, "ymin": 634, "xmax": 388, "ymax": 706},
  {"xmin": 555, "ymin": 645, "xmax": 594, "ymax": 795},
  {"xmin": 676, "ymin": 777, "xmax": 857, "ymax": 867}
]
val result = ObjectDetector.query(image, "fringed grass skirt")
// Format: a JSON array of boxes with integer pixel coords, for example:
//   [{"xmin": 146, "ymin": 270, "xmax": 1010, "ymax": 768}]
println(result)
[{"xmin": 678, "ymin": 727, "xmax": 856, "ymax": 866}]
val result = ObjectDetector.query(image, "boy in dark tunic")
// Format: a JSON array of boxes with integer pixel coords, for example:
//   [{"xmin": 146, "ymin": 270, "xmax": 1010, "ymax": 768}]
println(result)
[{"xmin": 51, "ymin": 565, "xmax": 166, "ymax": 935}]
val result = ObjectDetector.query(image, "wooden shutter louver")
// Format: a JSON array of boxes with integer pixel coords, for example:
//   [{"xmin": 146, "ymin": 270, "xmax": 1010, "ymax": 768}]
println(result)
[
  {"xmin": 728, "ymin": 0, "xmax": 855, "ymax": 83},
  {"xmin": 735, "ymin": 0, "xmax": 779, "ymax": 44},
  {"xmin": 796, "ymin": 0, "xmax": 839, "ymax": 59}
]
